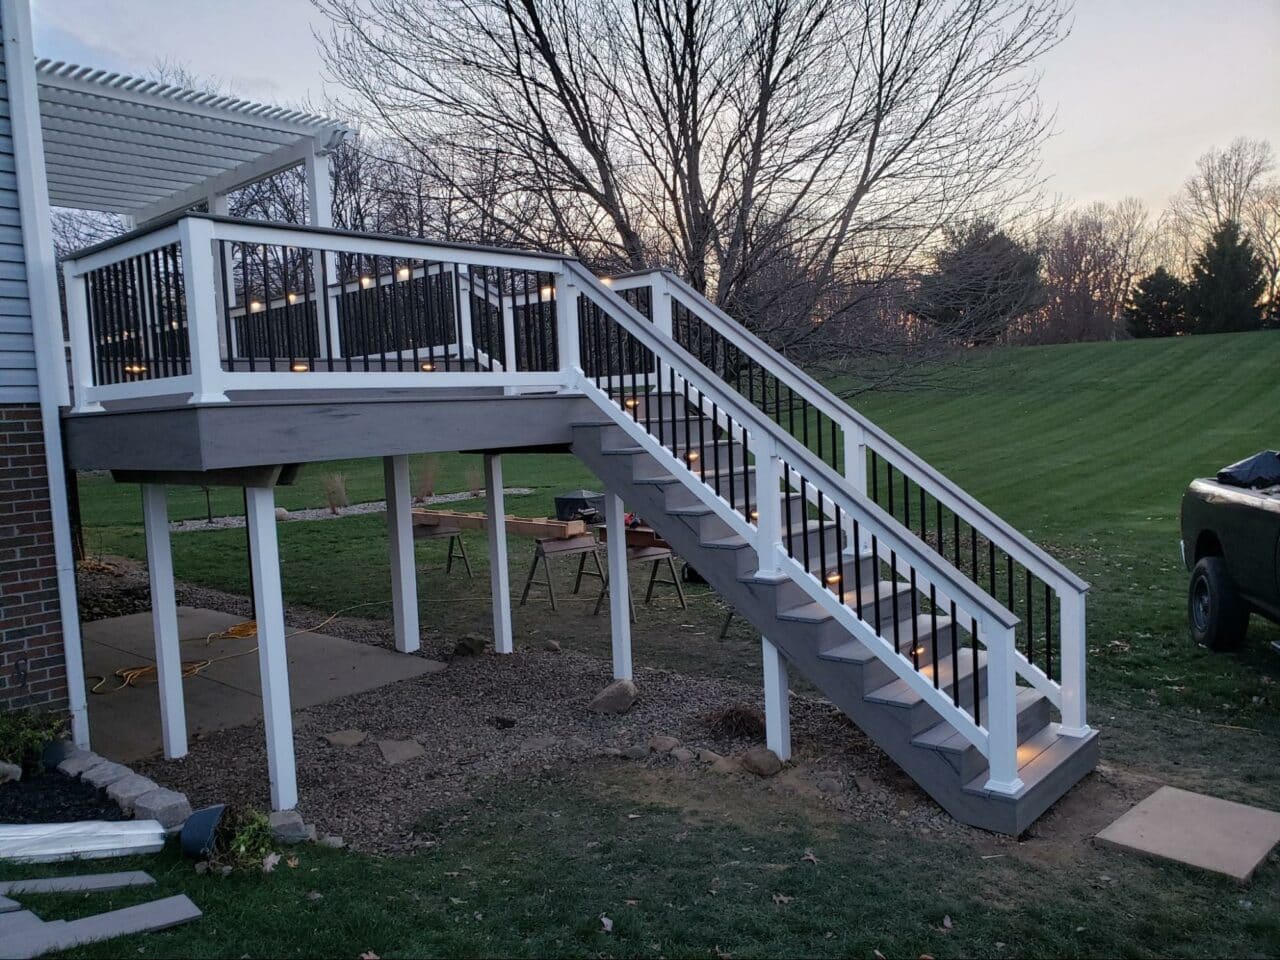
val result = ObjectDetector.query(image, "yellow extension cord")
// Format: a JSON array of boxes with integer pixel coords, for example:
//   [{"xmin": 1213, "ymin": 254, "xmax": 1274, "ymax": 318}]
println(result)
[{"xmin": 87, "ymin": 599, "xmax": 394, "ymax": 694}]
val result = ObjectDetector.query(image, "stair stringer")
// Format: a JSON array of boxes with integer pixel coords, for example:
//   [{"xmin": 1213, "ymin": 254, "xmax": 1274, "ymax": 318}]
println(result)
[{"xmin": 572, "ymin": 422, "xmax": 1098, "ymax": 836}]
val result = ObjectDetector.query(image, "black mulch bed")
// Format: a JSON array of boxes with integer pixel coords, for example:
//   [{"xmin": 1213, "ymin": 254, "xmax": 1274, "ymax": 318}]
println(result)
[{"xmin": 0, "ymin": 770, "xmax": 126, "ymax": 824}]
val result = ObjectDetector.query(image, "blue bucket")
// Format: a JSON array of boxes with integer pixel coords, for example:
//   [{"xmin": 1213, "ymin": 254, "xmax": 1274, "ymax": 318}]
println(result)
[{"xmin": 180, "ymin": 803, "xmax": 226, "ymax": 859}]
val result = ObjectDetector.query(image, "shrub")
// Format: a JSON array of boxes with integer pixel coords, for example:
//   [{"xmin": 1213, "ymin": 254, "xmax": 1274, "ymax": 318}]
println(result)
[{"xmin": 0, "ymin": 710, "xmax": 68, "ymax": 772}]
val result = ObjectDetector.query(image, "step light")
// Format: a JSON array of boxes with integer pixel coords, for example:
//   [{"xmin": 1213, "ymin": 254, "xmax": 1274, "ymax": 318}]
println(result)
[
  {"xmin": 624, "ymin": 397, "xmax": 639, "ymax": 410},
  {"xmin": 123, "ymin": 363, "xmax": 146, "ymax": 375},
  {"xmin": 825, "ymin": 571, "xmax": 841, "ymax": 585},
  {"xmin": 397, "ymin": 266, "xmax": 411, "ymax": 280},
  {"xmin": 249, "ymin": 300, "xmax": 263, "ymax": 312},
  {"xmin": 287, "ymin": 292, "xmax": 300, "ymax": 304},
  {"xmin": 420, "ymin": 361, "xmax": 435, "ymax": 372},
  {"xmin": 361, "ymin": 275, "xmax": 374, "ymax": 288},
  {"xmin": 291, "ymin": 362, "xmax": 310, "ymax": 372},
  {"xmin": 685, "ymin": 451, "xmax": 700, "ymax": 464},
  {"xmin": 540, "ymin": 285, "xmax": 555, "ymax": 299}
]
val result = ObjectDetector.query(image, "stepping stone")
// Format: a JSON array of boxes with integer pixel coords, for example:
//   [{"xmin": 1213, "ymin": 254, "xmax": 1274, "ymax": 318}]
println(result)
[
  {"xmin": 0, "ymin": 872, "xmax": 154, "ymax": 895},
  {"xmin": 0, "ymin": 895, "xmax": 18, "ymax": 913},
  {"xmin": 0, "ymin": 910, "xmax": 50, "ymax": 935},
  {"xmin": 0, "ymin": 894, "xmax": 200, "ymax": 958},
  {"xmin": 377, "ymin": 739, "xmax": 425, "ymax": 765},
  {"xmin": 1096, "ymin": 786, "xmax": 1280, "ymax": 883},
  {"xmin": 322, "ymin": 729, "xmax": 367, "ymax": 748}
]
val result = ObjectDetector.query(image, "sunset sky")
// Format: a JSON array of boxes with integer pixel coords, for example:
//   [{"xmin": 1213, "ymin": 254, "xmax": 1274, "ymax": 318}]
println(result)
[{"xmin": 31, "ymin": 0, "xmax": 1280, "ymax": 212}]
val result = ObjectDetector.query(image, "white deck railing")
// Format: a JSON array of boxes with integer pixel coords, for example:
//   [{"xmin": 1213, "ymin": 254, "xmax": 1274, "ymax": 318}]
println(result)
[{"xmin": 61, "ymin": 214, "xmax": 1090, "ymax": 791}]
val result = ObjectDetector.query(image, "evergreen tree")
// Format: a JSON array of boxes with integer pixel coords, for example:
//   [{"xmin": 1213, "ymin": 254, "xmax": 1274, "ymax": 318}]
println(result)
[
  {"xmin": 1185, "ymin": 220, "xmax": 1267, "ymax": 333},
  {"xmin": 1125, "ymin": 267, "xmax": 1189, "ymax": 338},
  {"xmin": 912, "ymin": 220, "xmax": 1044, "ymax": 344}
]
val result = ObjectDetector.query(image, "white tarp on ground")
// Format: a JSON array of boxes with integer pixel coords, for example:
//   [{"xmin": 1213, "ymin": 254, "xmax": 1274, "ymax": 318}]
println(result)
[{"xmin": 0, "ymin": 820, "xmax": 164, "ymax": 863}]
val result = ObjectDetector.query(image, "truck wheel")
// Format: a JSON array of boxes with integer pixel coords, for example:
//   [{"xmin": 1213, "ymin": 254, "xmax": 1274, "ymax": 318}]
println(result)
[{"xmin": 1188, "ymin": 557, "xmax": 1249, "ymax": 651}]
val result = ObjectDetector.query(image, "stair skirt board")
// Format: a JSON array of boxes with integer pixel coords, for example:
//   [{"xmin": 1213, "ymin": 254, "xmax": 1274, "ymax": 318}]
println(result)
[{"xmin": 572, "ymin": 418, "xmax": 1098, "ymax": 836}]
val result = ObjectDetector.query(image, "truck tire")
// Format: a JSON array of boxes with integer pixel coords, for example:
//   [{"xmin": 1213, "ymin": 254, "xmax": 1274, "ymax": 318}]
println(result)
[{"xmin": 1188, "ymin": 556, "xmax": 1249, "ymax": 651}]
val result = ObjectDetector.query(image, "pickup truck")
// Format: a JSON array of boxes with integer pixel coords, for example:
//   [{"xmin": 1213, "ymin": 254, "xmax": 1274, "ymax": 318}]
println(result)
[{"xmin": 1180, "ymin": 453, "xmax": 1280, "ymax": 650}]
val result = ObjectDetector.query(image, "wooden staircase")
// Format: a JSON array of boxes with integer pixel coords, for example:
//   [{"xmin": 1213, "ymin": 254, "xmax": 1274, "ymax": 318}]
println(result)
[{"xmin": 572, "ymin": 398, "xmax": 1098, "ymax": 835}]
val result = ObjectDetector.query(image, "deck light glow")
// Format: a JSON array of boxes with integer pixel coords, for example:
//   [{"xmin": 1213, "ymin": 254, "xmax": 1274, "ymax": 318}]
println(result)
[
  {"xmin": 124, "ymin": 363, "xmax": 146, "ymax": 375},
  {"xmin": 420, "ymin": 361, "xmax": 435, "ymax": 372},
  {"xmin": 624, "ymin": 397, "xmax": 639, "ymax": 409},
  {"xmin": 397, "ymin": 266, "xmax": 411, "ymax": 280},
  {"xmin": 540, "ymin": 285, "xmax": 554, "ymax": 299},
  {"xmin": 751, "ymin": 509, "xmax": 759, "ymax": 521},
  {"xmin": 601, "ymin": 277, "xmax": 614, "ymax": 287},
  {"xmin": 686, "ymin": 451, "xmax": 700, "ymax": 463},
  {"xmin": 826, "ymin": 571, "xmax": 841, "ymax": 584},
  {"xmin": 249, "ymin": 300, "xmax": 263, "ymax": 312},
  {"xmin": 291, "ymin": 362, "xmax": 309, "ymax": 372},
  {"xmin": 361, "ymin": 276, "xmax": 374, "ymax": 288},
  {"xmin": 287, "ymin": 292, "xmax": 299, "ymax": 304}
]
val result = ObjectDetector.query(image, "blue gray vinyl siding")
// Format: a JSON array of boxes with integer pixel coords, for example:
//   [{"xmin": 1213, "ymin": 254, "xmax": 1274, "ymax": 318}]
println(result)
[{"xmin": 0, "ymin": 11, "xmax": 36, "ymax": 404}]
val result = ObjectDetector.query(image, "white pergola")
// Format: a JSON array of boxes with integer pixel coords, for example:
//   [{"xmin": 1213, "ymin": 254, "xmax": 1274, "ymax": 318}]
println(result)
[{"xmin": 34, "ymin": 59, "xmax": 352, "ymax": 227}]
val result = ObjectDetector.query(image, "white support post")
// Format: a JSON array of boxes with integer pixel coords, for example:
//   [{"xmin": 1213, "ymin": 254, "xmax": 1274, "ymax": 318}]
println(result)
[
  {"xmin": 1058, "ymin": 590, "xmax": 1089, "ymax": 737},
  {"xmin": 383, "ymin": 455, "xmax": 420, "ymax": 654},
  {"xmin": 554, "ymin": 269, "xmax": 581, "ymax": 387},
  {"xmin": 761, "ymin": 636, "xmax": 791, "ymax": 761},
  {"xmin": 604, "ymin": 493, "xmax": 632, "ymax": 680},
  {"xmin": 141, "ymin": 485, "xmax": 187, "ymax": 760},
  {"xmin": 304, "ymin": 145, "xmax": 340, "ymax": 360},
  {"xmin": 753, "ymin": 439, "xmax": 784, "ymax": 580},
  {"xmin": 244, "ymin": 486, "xmax": 298, "ymax": 811},
  {"xmin": 177, "ymin": 217, "xmax": 229, "ymax": 404},
  {"xmin": 484, "ymin": 454, "xmax": 513, "ymax": 654},
  {"xmin": 983, "ymin": 623, "xmax": 1025, "ymax": 795}
]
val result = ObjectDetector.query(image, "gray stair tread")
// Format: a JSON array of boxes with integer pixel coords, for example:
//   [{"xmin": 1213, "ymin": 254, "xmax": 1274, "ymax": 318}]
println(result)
[
  {"xmin": 0, "ymin": 894, "xmax": 200, "ymax": 959},
  {"xmin": 913, "ymin": 687, "xmax": 1045, "ymax": 751},
  {"xmin": 962, "ymin": 724, "xmax": 1096, "ymax": 799},
  {"xmin": 819, "ymin": 615, "xmax": 953, "ymax": 664},
  {"xmin": 640, "ymin": 464, "xmax": 756, "ymax": 486},
  {"xmin": 777, "ymin": 580, "xmax": 910, "ymax": 622},
  {"xmin": 866, "ymin": 647, "xmax": 987, "ymax": 706}
]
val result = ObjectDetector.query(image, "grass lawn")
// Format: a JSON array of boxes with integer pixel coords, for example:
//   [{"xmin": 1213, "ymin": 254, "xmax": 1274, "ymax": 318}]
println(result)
[{"xmin": 44, "ymin": 329, "xmax": 1280, "ymax": 958}]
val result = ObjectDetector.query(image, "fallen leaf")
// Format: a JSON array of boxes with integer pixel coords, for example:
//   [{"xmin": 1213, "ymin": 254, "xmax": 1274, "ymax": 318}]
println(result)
[
  {"xmin": 873, "ymin": 951, "xmax": 886, "ymax": 960},
  {"xmin": 801, "ymin": 849, "xmax": 820, "ymax": 864},
  {"xmin": 942, "ymin": 915, "xmax": 953, "ymax": 931},
  {"xmin": 772, "ymin": 893, "xmax": 794, "ymax": 905},
  {"xmin": 306, "ymin": 891, "xmax": 323, "ymax": 902},
  {"xmin": 624, "ymin": 899, "xmax": 639, "ymax": 907},
  {"xmin": 626, "ymin": 813, "xmax": 641, "ymax": 820},
  {"xmin": 286, "ymin": 856, "xmax": 300, "ymax": 869},
  {"xmin": 449, "ymin": 897, "xmax": 466, "ymax": 905},
  {"xmin": 261, "ymin": 852, "xmax": 281, "ymax": 874},
  {"xmin": 600, "ymin": 915, "xmax": 614, "ymax": 933},
  {"xmin": 360, "ymin": 953, "xmax": 380, "ymax": 960}
]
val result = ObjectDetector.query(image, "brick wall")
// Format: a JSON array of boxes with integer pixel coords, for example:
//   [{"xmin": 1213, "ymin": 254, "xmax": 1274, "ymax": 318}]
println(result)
[{"xmin": 0, "ymin": 403, "xmax": 67, "ymax": 713}]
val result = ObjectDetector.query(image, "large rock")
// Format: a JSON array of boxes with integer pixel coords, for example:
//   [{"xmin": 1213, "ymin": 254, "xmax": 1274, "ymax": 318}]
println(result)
[
  {"xmin": 670, "ymin": 747, "xmax": 696, "ymax": 763},
  {"xmin": 106, "ymin": 773, "xmax": 159, "ymax": 814},
  {"xmin": 587, "ymin": 679, "xmax": 638, "ymax": 715},
  {"xmin": 82, "ymin": 759, "xmax": 133, "ymax": 789},
  {"xmin": 134, "ymin": 787, "xmax": 193, "ymax": 829},
  {"xmin": 0, "ymin": 762, "xmax": 20, "ymax": 784},
  {"xmin": 649, "ymin": 735, "xmax": 681, "ymax": 754},
  {"xmin": 741, "ymin": 746, "xmax": 783, "ymax": 778},
  {"xmin": 269, "ymin": 809, "xmax": 315, "ymax": 844},
  {"xmin": 377, "ymin": 739, "xmax": 425, "ymax": 765}
]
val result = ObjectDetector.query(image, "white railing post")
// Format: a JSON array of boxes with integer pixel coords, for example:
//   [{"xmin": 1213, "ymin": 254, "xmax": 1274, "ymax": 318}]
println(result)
[
  {"xmin": 177, "ymin": 217, "xmax": 229, "ymax": 404},
  {"xmin": 843, "ymin": 419, "xmax": 868, "ymax": 551},
  {"xmin": 754, "ymin": 437, "xmax": 784, "ymax": 579},
  {"xmin": 983, "ymin": 622, "xmax": 1025, "ymax": 795},
  {"xmin": 63, "ymin": 261, "xmax": 102, "ymax": 413},
  {"xmin": 1058, "ymin": 589, "xmax": 1089, "ymax": 736},
  {"xmin": 457, "ymin": 265, "xmax": 475, "ymax": 366},
  {"xmin": 652, "ymin": 272, "xmax": 674, "ymax": 338},
  {"xmin": 554, "ymin": 268, "xmax": 581, "ymax": 387},
  {"xmin": 761, "ymin": 636, "xmax": 791, "ymax": 761}
]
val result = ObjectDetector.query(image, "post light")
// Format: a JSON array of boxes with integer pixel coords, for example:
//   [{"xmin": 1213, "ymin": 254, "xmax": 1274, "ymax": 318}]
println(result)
[
  {"xmin": 397, "ymin": 266, "xmax": 411, "ymax": 280},
  {"xmin": 751, "ymin": 509, "xmax": 760, "ymax": 521},
  {"xmin": 250, "ymin": 300, "xmax": 263, "ymax": 312},
  {"xmin": 287, "ymin": 292, "xmax": 299, "ymax": 305},
  {"xmin": 601, "ymin": 276, "xmax": 614, "ymax": 287},
  {"xmin": 540, "ymin": 285, "xmax": 554, "ymax": 299},
  {"xmin": 361, "ymin": 276, "xmax": 374, "ymax": 289}
]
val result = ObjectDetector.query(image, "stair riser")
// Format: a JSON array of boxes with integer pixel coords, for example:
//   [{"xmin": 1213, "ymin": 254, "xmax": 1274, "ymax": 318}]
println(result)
[
  {"xmin": 873, "ymin": 664, "xmax": 991, "ymax": 736},
  {"xmin": 776, "ymin": 591, "xmax": 915, "ymax": 644},
  {"xmin": 626, "ymin": 392, "xmax": 696, "ymax": 421}
]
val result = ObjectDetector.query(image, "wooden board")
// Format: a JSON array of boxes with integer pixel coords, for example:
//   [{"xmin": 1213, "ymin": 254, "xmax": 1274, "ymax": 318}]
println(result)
[
  {"xmin": 596, "ymin": 524, "xmax": 670, "ymax": 550},
  {"xmin": 412, "ymin": 510, "xmax": 586, "ymax": 539}
]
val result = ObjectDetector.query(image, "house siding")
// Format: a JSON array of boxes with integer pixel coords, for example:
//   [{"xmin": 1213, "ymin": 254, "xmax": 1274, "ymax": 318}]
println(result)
[{"xmin": 0, "ymin": 6, "xmax": 68, "ymax": 717}]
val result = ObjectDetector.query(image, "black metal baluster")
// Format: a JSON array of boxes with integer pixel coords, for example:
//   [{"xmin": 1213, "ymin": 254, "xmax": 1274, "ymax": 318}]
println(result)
[
  {"xmin": 971, "ymin": 617, "xmax": 981, "ymax": 725},
  {"xmin": 949, "ymin": 602, "xmax": 959, "ymax": 707}
]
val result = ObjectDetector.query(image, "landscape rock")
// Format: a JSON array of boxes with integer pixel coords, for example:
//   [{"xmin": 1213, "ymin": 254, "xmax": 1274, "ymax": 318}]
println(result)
[
  {"xmin": 319, "ymin": 834, "xmax": 346, "ymax": 849},
  {"xmin": 697, "ymin": 748, "xmax": 723, "ymax": 764},
  {"xmin": 670, "ymin": 747, "xmax": 696, "ymax": 763},
  {"xmin": 56, "ymin": 749, "xmax": 98, "ymax": 778},
  {"xmin": 599, "ymin": 747, "xmax": 624, "ymax": 758},
  {"xmin": 134, "ymin": 787, "xmax": 193, "ymax": 829},
  {"xmin": 270, "ymin": 809, "xmax": 315, "ymax": 844},
  {"xmin": 275, "ymin": 507, "xmax": 291, "ymax": 521},
  {"xmin": 0, "ymin": 762, "xmax": 21, "ymax": 785},
  {"xmin": 710, "ymin": 756, "xmax": 741, "ymax": 775},
  {"xmin": 323, "ymin": 729, "xmax": 368, "ymax": 748},
  {"xmin": 587, "ymin": 678, "xmax": 638, "ymax": 715},
  {"xmin": 622, "ymin": 745, "xmax": 649, "ymax": 760},
  {"xmin": 377, "ymin": 739, "xmax": 426, "ymax": 765},
  {"xmin": 82, "ymin": 759, "xmax": 133, "ymax": 789},
  {"xmin": 649, "ymin": 735, "xmax": 681, "ymax": 754},
  {"xmin": 854, "ymin": 774, "xmax": 876, "ymax": 794},
  {"xmin": 106, "ymin": 773, "xmax": 159, "ymax": 813},
  {"xmin": 522, "ymin": 736, "xmax": 557, "ymax": 752},
  {"xmin": 453, "ymin": 633, "xmax": 488, "ymax": 657},
  {"xmin": 816, "ymin": 777, "xmax": 843, "ymax": 794},
  {"xmin": 544, "ymin": 639, "xmax": 561, "ymax": 652},
  {"xmin": 740, "ymin": 746, "xmax": 783, "ymax": 778}
]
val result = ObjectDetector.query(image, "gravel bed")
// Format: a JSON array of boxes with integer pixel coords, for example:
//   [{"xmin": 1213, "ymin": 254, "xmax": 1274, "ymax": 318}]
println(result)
[
  {"xmin": 169, "ymin": 488, "xmax": 535, "ymax": 533},
  {"xmin": 133, "ymin": 645, "xmax": 984, "ymax": 855}
]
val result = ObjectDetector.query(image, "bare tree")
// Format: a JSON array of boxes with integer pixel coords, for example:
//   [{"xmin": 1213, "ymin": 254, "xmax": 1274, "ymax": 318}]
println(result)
[{"xmin": 315, "ymin": 0, "xmax": 1068, "ymax": 374}]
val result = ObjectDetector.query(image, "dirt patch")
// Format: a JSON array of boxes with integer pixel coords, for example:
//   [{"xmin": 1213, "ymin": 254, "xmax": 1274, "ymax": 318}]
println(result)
[{"xmin": 0, "ymin": 770, "xmax": 126, "ymax": 824}]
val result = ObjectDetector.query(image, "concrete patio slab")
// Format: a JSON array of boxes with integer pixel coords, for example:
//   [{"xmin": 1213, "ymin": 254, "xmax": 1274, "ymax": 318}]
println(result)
[
  {"xmin": 1095, "ymin": 786, "xmax": 1280, "ymax": 883},
  {"xmin": 82, "ymin": 608, "xmax": 445, "ymax": 762}
]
